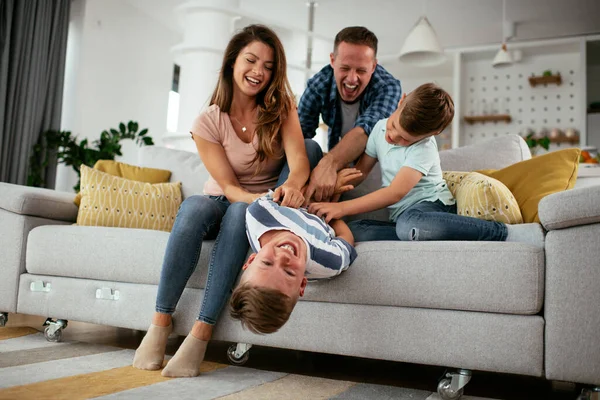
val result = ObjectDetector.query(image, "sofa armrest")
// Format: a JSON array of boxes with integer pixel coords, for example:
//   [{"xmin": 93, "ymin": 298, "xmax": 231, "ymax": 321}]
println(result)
[
  {"xmin": 538, "ymin": 185, "xmax": 600, "ymax": 231},
  {"xmin": 0, "ymin": 183, "xmax": 78, "ymax": 222}
]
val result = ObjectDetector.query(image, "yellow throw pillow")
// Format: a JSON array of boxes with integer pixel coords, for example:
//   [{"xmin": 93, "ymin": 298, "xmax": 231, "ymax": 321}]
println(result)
[
  {"xmin": 454, "ymin": 172, "xmax": 523, "ymax": 224},
  {"xmin": 74, "ymin": 161, "xmax": 172, "ymax": 206},
  {"xmin": 77, "ymin": 165, "xmax": 182, "ymax": 232},
  {"xmin": 442, "ymin": 171, "xmax": 468, "ymax": 197},
  {"xmin": 478, "ymin": 148, "xmax": 580, "ymax": 223}
]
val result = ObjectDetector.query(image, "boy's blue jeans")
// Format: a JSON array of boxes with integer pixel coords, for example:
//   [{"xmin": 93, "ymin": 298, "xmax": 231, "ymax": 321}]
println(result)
[
  {"xmin": 348, "ymin": 200, "xmax": 508, "ymax": 242},
  {"xmin": 155, "ymin": 139, "xmax": 322, "ymax": 324}
]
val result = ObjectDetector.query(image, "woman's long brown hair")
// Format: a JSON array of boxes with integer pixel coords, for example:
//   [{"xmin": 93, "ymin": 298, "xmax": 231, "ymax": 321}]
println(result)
[{"xmin": 210, "ymin": 24, "xmax": 295, "ymax": 167}]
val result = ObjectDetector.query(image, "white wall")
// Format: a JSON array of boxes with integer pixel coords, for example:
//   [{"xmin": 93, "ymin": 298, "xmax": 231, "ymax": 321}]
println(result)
[{"xmin": 56, "ymin": 0, "xmax": 181, "ymax": 192}]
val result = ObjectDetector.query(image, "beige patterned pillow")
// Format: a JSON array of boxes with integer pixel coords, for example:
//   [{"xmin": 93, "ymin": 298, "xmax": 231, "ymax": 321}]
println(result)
[
  {"xmin": 77, "ymin": 165, "xmax": 182, "ymax": 232},
  {"xmin": 453, "ymin": 172, "xmax": 523, "ymax": 224},
  {"xmin": 442, "ymin": 171, "xmax": 468, "ymax": 197}
]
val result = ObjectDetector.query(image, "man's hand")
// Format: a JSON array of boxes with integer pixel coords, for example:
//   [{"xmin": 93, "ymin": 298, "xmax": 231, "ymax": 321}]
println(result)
[
  {"xmin": 309, "ymin": 201, "xmax": 347, "ymax": 223},
  {"xmin": 303, "ymin": 157, "xmax": 338, "ymax": 204},
  {"xmin": 273, "ymin": 185, "xmax": 304, "ymax": 208}
]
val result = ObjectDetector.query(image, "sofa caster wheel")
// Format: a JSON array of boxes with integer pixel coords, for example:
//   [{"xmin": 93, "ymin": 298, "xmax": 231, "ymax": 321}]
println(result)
[
  {"xmin": 437, "ymin": 369, "xmax": 472, "ymax": 400},
  {"xmin": 227, "ymin": 343, "xmax": 251, "ymax": 365},
  {"xmin": 437, "ymin": 378, "xmax": 463, "ymax": 400},
  {"xmin": 0, "ymin": 312, "xmax": 8, "ymax": 327},
  {"xmin": 578, "ymin": 387, "xmax": 600, "ymax": 400},
  {"xmin": 43, "ymin": 318, "xmax": 68, "ymax": 342}
]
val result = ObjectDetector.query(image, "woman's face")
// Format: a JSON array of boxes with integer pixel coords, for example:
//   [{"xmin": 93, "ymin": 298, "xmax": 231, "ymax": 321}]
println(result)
[{"xmin": 232, "ymin": 40, "xmax": 274, "ymax": 98}]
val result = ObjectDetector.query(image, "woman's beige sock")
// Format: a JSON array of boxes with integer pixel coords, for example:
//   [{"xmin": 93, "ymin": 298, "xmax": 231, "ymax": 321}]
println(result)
[
  {"xmin": 161, "ymin": 333, "xmax": 208, "ymax": 378},
  {"xmin": 132, "ymin": 323, "xmax": 172, "ymax": 370}
]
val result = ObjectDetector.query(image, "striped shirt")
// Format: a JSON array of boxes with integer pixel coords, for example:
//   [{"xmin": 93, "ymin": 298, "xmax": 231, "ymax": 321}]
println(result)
[{"xmin": 245, "ymin": 196, "xmax": 357, "ymax": 279}]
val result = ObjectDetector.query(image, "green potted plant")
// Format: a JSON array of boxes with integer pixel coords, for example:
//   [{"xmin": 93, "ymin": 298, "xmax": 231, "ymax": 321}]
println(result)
[
  {"xmin": 28, "ymin": 121, "xmax": 154, "ymax": 191},
  {"xmin": 524, "ymin": 133, "xmax": 550, "ymax": 155}
]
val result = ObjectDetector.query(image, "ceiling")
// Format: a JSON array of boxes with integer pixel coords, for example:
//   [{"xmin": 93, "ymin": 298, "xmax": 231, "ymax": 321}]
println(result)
[{"xmin": 125, "ymin": 0, "xmax": 600, "ymax": 73}]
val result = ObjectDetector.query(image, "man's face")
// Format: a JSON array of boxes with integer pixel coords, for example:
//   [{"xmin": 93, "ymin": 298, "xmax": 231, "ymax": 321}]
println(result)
[
  {"xmin": 241, "ymin": 231, "xmax": 308, "ymax": 300},
  {"xmin": 330, "ymin": 42, "xmax": 377, "ymax": 104},
  {"xmin": 385, "ymin": 94, "xmax": 438, "ymax": 147}
]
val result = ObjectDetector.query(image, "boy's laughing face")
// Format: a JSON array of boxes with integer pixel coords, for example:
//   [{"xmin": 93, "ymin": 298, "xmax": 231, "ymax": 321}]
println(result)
[{"xmin": 241, "ymin": 231, "xmax": 308, "ymax": 300}]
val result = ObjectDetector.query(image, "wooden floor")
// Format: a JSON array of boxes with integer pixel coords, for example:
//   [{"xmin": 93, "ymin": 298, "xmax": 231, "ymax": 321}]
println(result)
[{"xmin": 4, "ymin": 313, "xmax": 583, "ymax": 400}]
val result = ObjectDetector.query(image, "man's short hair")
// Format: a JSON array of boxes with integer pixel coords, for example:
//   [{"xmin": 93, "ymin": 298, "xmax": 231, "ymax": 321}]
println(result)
[
  {"xmin": 400, "ymin": 83, "xmax": 455, "ymax": 136},
  {"xmin": 229, "ymin": 283, "xmax": 296, "ymax": 334},
  {"xmin": 333, "ymin": 26, "xmax": 378, "ymax": 57}
]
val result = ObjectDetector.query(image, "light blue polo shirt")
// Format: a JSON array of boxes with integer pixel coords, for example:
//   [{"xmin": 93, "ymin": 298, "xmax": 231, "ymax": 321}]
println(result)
[{"xmin": 365, "ymin": 119, "xmax": 455, "ymax": 222}]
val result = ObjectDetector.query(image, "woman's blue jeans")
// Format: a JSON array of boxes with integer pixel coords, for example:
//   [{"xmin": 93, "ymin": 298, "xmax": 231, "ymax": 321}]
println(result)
[
  {"xmin": 348, "ymin": 200, "xmax": 508, "ymax": 242},
  {"xmin": 155, "ymin": 139, "xmax": 323, "ymax": 324}
]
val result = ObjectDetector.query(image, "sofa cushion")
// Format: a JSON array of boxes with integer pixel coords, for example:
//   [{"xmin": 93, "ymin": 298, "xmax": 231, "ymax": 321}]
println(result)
[
  {"xmin": 77, "ymin": 166, "xmax": 182, "ymax": 232},
  {"xmin": 439, "ymin": 135, "xmax": 531, "ymax": 171},
  {"xmin": 453, "ymin": 172, "xmax": 523, "ymax": 224},
  {"xmin": 479, "ymin": 148, "xmax": 581, "ymax": 223},
  {"xmin": 27, "ymin": 224, "xmax": 544, "ymax": 315},
  {"xmin": 304, "ymin": 239, "xmax": 544, "ymax": 315},
  {"xmin": 26, "ymin": 225, "xmax": 213, "ymax": 290},
  {"xmin": 74, "ymin": 160, "xmax": 172, "ymax": 206}
]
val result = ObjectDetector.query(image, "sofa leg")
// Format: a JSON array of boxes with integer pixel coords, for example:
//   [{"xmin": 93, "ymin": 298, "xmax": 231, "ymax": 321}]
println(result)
[
  {"xmin": 437, "ymin": 369, "xmax": 472, "ymax": 400},
  {"xmin": 226, "ymin": 343, "xmax": 252, "ymax": 365},
  {"xmin": 0, "ymin": 312, "xmax": 7, "ymax": 327},
  {"xmin": 578, "ymin": 387, "xmax": 600, "ymax": 400},
  {"xmin": 43, "ymin": 318, "xmax": 68, "ymax": 342}
]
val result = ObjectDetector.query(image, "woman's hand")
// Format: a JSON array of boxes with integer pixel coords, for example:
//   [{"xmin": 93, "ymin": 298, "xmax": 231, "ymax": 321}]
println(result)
[
  {"xmin": 273, "ymin": 185, "xmax": 305, "ymax": 208},
  {"xmin": 308, "ymin": 201, "xmax": 347, "ymax": 223}
]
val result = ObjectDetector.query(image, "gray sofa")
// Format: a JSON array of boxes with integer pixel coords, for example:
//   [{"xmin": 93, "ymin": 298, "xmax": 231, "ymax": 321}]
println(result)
[{"xmin": 1, "ymin": 135, "xmax": 599, "ymax": 396}]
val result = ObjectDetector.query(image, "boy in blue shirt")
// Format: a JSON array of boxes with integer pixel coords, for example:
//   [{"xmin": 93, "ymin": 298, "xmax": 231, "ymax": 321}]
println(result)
[{"xmin": 309, "ymin": 83, "xmax": 543, "ymax": 246}]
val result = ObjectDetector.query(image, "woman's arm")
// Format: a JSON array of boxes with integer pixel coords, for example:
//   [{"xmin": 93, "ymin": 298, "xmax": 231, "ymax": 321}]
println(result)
[
  {"xmin": 193, "ymin": 135, "xmax": 263, "ymax": 204},
  {"xmin": 273, "ymin": 106, "xmax": 310, "ymax": 207},
  {"xmin": 309, "ymin": 166, "xmax": 423, "ymax": 223}
]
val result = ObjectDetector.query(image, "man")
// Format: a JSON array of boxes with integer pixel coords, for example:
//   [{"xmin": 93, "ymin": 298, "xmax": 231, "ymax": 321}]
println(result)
[{"xmin": 298, "ymin": 26, "xmax": 402, "ymax": 202}]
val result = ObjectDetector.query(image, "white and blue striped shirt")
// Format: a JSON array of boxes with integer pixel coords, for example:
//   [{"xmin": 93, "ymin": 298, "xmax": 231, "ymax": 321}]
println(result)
[{"xmin": 245, "ymin": 196, "xmax": 357, "ymax": 279}]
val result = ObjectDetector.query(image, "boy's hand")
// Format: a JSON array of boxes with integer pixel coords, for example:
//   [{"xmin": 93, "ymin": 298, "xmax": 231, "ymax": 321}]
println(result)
[
  {"xmin": 308, "ymin": 202, "xmax": 347, "ymax": 223},
  {"xmin": 334, "ymin": 168, "xmax": 362, "ymax": 195},
  {"xmin": 273, "ymin": 185, "xmax": 304, "ymax": 208}
]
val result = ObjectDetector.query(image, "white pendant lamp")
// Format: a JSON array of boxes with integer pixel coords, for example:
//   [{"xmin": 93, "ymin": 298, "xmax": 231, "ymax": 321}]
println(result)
[
  {"xmin": 492, "ymin": 0, "xmax": 513, "ymax": 68},
  {"xmin": 399, "ymin": 16, "xmax": 446, "ymax": 67}
]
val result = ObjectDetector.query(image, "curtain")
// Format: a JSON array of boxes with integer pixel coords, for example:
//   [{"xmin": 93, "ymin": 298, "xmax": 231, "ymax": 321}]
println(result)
[{"xmin": 0, "ymin": 0, "xmax": 70, "ymax": 187}]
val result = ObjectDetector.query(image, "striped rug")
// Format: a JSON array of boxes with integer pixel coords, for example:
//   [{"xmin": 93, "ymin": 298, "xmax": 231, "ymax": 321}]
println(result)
[{"xmin": 0, "ymin": 327, "xmax": 496, "ymax": 400}]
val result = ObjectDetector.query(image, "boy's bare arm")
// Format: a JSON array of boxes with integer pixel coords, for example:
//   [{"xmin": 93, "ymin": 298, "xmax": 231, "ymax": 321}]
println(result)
[
  {"xmin": 329, "ymin": 219, "xmax": 354, "ymax": 246},
  {"xmin": 347, "ymin": 153, "xmax": 378, "ymax": 187}
]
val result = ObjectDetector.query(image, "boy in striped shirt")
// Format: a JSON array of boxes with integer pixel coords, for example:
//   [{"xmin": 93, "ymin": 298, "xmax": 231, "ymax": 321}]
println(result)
[{"xmin": 230, "ymin": 194, "xmax": 357, "ymax": 334}]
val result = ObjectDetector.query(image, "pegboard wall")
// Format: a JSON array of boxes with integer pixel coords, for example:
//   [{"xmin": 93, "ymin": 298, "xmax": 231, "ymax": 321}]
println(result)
[{"xmin": 461, "ymin": 50, "xmax": 582, "ymax": 149}]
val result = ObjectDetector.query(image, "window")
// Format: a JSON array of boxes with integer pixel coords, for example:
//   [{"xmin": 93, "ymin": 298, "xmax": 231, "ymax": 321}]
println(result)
[{"xmin": 166, "ymin": 64, "xmax": 180, "ymax": 132}]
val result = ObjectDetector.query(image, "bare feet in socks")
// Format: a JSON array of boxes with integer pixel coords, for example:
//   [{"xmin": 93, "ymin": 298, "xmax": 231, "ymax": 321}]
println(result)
[
  {"xmin": 161, "ymin": 333, "xmax": 208, "ymax": 378},
  {"xmin": 132, "ymin": 323, "xmax": 172, "ymax": 370}
]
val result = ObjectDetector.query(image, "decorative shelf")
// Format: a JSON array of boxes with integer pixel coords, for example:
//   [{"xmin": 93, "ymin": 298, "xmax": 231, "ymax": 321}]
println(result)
[
  {"xmin": 463, "ymin": 115, "xmax": 512, "ymax": 124},
  {"xmin": 549, "ymin": 136, "xmax": 579, "ymax": 144},
  {"xmin": 528, "ymin": 74, "xmax": 562, "ymax": 87}
]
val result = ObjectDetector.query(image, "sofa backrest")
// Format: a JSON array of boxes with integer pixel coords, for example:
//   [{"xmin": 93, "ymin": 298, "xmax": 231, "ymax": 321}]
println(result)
[
  {"xmin": 139, "ymin": 134, "xmax": 531, "ymax": 211},
  {"xmin": 139, "ymin": 146, "xmax": 208, "ymax": 199},
  {"xmin": 439, "ymin": 134, "xmax": 531, "ymax": 171}
]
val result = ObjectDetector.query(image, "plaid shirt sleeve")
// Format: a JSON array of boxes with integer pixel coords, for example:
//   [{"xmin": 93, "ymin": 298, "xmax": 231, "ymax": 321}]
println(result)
[
  {"xmin": 298, "ymin": 81, "xmax": 323, "ymax": 139},
  {"xmin": 354, "ymin": 73, "xmax": 402, "ymax": 136}
]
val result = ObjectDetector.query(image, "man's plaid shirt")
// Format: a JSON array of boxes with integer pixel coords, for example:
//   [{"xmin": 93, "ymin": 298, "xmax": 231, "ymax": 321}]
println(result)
[{"xmin": 298, "ymin": 64, "xmax": 401, "ymax": 150}]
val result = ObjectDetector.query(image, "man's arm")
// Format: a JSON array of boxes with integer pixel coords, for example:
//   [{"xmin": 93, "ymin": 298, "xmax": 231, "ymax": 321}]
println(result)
[
  {"xmin": 298, "ymin": 84, "xmax": 322, "ymax": 139},
  {"xmin": 329, "ymin": 219, "xmax": 354, "ymax": 246}
]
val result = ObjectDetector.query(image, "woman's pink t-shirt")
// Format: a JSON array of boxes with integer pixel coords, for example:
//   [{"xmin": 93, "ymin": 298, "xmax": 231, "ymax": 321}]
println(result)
[{"xmin": 191, "ymin": 104, "xmax": 284, "ymax": 196}]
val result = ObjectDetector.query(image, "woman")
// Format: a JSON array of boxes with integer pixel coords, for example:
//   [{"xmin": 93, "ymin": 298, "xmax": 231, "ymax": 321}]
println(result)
[{"xmin": 133, "ymin": 24, "xmax": 322, "ymax": 378}]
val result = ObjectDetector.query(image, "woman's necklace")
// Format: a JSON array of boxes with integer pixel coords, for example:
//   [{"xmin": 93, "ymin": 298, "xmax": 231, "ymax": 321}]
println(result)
[{"xmin": 231, "ymin": 115, "xmax": 248, "ymax": 133}]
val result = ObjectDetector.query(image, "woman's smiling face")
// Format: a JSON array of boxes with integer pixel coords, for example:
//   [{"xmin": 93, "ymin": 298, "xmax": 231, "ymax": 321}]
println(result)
[{"xmin": 232, "ymin": 40, "xmax": 274, "ymax": 97}]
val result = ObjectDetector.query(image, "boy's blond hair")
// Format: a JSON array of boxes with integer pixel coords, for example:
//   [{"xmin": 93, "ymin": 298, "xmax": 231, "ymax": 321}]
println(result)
[
  {"xmin": 229, "ymin": 283, "xmax": 296, "ymax": 334},
  {"xmin": 400, "ymin": 83, "xmax": 455, "ymax": 136}
]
